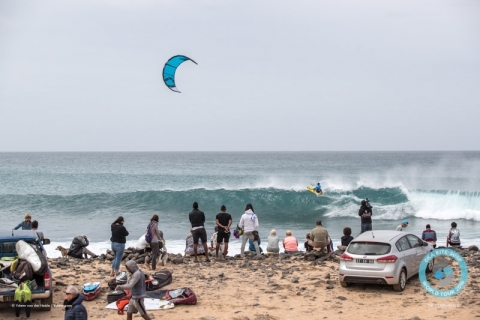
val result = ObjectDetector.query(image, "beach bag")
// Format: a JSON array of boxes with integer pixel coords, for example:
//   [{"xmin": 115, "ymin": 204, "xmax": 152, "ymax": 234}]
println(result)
[
  {"xmin": 107, "ymin": 273, "xmax": 127, "ymax": 291},
  {"xmin": 13, "ymin": 260, "xmax": 34, "ymax": 282},
  {"xmin": 165, "ymin": 287, "xmax": 197, "ymax": 305},
  {"xmin": 107, "ymin": 271, "xmax": 128, "ymax": 290},
  {"xmin": 236, "ymin": 224, "xmax": 244, "ymax": 236},
  {"xmin": 115, "ymin": 290, "xmax": 132, "ymax": 315},
  {"xmin": 83, "ymin": 286, "xmax": 101, "ymax": 301},
  {"xmin": 146, "ymin": 271, "xmax": 172, "ymax": 291},
  {"xmin": 145, "ymin": 222, "xmax": 154, "ymax": 244},
  {"xmin": 107, "ymin": 289, "xmax": 127, "ymax": 304}
]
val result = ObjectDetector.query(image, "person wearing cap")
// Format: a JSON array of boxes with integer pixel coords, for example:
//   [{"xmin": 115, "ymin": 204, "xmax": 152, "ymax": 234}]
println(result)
[
  {"xmin": 396, "ymin": 220, "xmax": 409, "ymax": 231},
  {"xmin": 421, "ymin": 224, "xmax": 437, "ymax": 248},
  {"xmin": 14, "ymin": 213, "xmax": 33, "ymax": 230}
]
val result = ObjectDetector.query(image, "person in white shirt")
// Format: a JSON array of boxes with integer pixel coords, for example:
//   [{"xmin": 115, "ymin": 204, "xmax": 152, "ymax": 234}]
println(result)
[{"xmin": 238, "ymin": 203, "xmax": 260, "ymax": 258}]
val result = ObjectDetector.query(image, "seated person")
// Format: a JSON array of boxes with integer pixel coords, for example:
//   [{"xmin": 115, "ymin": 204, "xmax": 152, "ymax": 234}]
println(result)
[
  {"xmin": 248, "ymin": 238, "xmax": 263, "ymax": 253},
  {"xmin": 304, "ymin": 233, "xmax": 313, "ymax": 252},
  {"xmin": 68, "ymin": 235, "xmax": 97, "ymax": 259},
  {"xmin": 337, "ymin": 227, "xmax": 353, "ymax": 251},
  {"xmin": 135, "ymin": 234, "xmax": 150, "ymax": 255},
  {"xmin": 283, "ymin": 230, "xmax": 298, "ymax": 253},
  {"xmin": 185, "ymin": 228, "xmax": 205, "ymax": 256},
  {"xmin": 267, "ymin": 229, "xmax": 280, "ymax": 253},
  {"xmin": 208, "ymin": 226, "xmax": 224, "ymax": 254},
  {"xmin": 313, "ymin": 182, "xmax": 323, "ymax": 194}
]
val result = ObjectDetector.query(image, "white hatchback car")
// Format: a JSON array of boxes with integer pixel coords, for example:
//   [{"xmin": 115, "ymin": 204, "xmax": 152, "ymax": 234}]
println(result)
[{"xmin": 339, "ymin": 230, "xmax": 434, "ymax": 291}]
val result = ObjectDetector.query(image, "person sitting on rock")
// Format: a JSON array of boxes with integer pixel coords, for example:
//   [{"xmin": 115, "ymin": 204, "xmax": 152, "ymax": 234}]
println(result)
[
  {"xmin": 308, "ymin": 220, "xmax": 330, "ymax": 252},
  {"xmin": 283, "ymin": 230, "xmax": 298, "ymax": 253},
  {"xmin": 304, "ymin": 233, "xmax": 313, "ymax": 252},
  {"xmin": 68, "ymin": 235, "xmax": 97, "ymax": 259},
  {"xmin": 185, "ymin": 228, "xmax": 205, "ymax": 256},
  {"xmin": 337, "ymin": 227, "xmax": 353, "ymax": 251},
  {"xmin": 248, "ymin": 237, "xmax": 263, "ymax": 253},
  {"xmin": 267, "ymin": 229, "xmax": 280, "ymax": 254},
  {"xmin": 208, "ymin": 226, "xmax": 224, "ymax": 255}
]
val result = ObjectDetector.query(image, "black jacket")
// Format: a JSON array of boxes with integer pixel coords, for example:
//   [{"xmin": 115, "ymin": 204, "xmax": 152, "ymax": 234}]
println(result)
[
  {"xmin": 341, "ymin": 235, "xmax": 354, "ymax": 247},
  {"xmin": 68, "ymin": 236, "xmax": 89, "ymax": 259},
  {"xmin": 110, "ymin": 224, "xmax": 129, "ymax": 243},
  {"xmin": 189, "ymin": 209, "xmax": 205, "ymax": 228},
  {"xmin": 358, "ymin": 205, "xmax": 372, "ymax": 224}
]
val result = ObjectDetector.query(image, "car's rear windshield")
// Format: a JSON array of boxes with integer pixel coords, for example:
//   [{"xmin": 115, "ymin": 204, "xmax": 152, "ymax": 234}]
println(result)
[{"xmin": 347, "ymin": 242, "xmax": 391, "ymax": 255}]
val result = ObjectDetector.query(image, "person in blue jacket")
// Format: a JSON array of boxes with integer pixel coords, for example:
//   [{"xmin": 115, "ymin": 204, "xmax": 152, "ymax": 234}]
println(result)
[
  {"xmin": 64, "ymin": 285, "xmax": 87, "ymax": 320},
  {"xmin": 14, "ymin": 213, "xmax": 32, "ymax": 230},
  {"xmin": 313, "ymin": 182, "xmax": 323, "ymax": 194}
]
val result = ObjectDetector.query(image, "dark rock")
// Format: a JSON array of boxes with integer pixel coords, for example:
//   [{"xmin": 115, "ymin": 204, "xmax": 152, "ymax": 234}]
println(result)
[
  {"xmin": 337, "ymin": 296, "xmax": 347, "ymax": 300},
  {"xmin": 326, "ymin": 285, "xmax": 334, "ymax": 289},
  {"xmin": 469, "ymin": 245, "xmax": 479, "ymax": 251},
  {"xmin": 56, "ymin": 281, "xmax": 67, "ymax": 286}
]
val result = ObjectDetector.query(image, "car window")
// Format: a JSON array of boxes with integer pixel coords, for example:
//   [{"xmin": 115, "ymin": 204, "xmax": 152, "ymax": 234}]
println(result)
[
  {"xmin": 1, "ymin": 242, "xmax": 15, "ymax": 254},
  {"xmin": 396, "ymin": 237, "xmax": 411, "ymax": 251},
  {"xmin": 346, "ymin": 242, "xmax": 391, "ymax": 255},
  {"xmin": 406, "ymin": 234, "xmax": 423, "ymax": 248}
]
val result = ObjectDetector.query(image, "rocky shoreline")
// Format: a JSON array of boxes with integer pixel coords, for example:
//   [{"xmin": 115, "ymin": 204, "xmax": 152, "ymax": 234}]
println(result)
[{"xmin": 2, "ymin": 246, "xmax": 480, "ymax": 320}]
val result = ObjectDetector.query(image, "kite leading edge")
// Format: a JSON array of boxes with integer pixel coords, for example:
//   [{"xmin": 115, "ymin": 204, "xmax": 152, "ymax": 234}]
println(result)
[{"xmin": 162, "ymin": 55, "xmax": 197, "ymax": 93}]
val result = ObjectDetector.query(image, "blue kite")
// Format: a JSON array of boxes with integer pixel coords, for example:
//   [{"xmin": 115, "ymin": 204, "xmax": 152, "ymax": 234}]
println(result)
[{"xmin": 162, "ymin": 55, "xmax": 197, "ymax": 93}]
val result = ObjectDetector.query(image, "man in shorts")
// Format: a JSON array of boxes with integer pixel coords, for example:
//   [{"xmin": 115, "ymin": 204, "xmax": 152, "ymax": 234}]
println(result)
[
  {"xmin": 116, "ymin": 260, "xmax": 151, "ymax": 320},
  {"xmin": 189, "ymin": 202, "xmax": 211, "ymax": 262},
  {"xmin": 215, "ymin": 205, "xmax": 232, "ymax": 259}
]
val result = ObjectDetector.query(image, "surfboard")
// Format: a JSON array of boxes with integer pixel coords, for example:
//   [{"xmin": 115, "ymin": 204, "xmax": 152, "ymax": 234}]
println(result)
[
  {"xmin": 307, "ymin": 186, "xmax": 324, "ymax": 196},
  {"xmin": 105, "ymin": 298, "xmax": 174, "ymax": 310}
]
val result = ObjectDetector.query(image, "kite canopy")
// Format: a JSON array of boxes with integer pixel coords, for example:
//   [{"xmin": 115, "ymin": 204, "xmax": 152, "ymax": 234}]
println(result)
[{"xmin": 162, "ymin": 55, "xmax": 197, "ymax": 93}]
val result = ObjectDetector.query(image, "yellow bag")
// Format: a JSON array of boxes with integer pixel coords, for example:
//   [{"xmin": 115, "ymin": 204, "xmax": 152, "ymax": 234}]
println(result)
[
  {"xmin": 14, "ymin": 283, "xmax": 32, "ymax": 302},
  {"xmin": 10, "ymin": 258, "xmax": 19, "ymax": 274}
]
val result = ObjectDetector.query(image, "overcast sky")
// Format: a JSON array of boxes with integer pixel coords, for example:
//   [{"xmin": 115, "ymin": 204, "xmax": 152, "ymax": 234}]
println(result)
[{"xmin": 0, "ymin": 0, "xmax": 479, "ymax": 151}]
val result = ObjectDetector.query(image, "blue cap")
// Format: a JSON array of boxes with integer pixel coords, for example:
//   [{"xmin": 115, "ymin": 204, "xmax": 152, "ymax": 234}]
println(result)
[{"xmin": 402, "ymin": 220, "xmax": 409, "ymax": 225}]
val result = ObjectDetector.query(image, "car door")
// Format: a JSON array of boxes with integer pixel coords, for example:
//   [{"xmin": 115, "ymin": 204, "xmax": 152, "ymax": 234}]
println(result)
[
  {"xmin": 395, "ymin": 236, "xmax": 413, "ymax": 276},
  {"xmin": 406, "ymin": 234, "xmax": 425, "ymax": 273}
]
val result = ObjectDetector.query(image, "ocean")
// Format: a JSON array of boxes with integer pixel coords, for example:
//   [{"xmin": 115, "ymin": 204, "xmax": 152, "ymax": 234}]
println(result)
[{"xmin": 1, "ymin": 152, "xmax": 479, "ymax": 258}]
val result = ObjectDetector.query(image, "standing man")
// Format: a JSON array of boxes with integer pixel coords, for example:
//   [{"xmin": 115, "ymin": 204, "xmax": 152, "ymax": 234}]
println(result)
[
  {"xmin": 421, "ymin": 224, "xmax": 437, "ymax": 248},
  {"xmin": 116, "ymin": 260, "xmax": 151, "ymax": 320},
  {"xmin": 307, "ymin": 220, "xmax": 330, "ymax": 252},
  {"xmin": 14, "ymin": 213, "xmax": 32, "ymax": 230},
  {"xmin": 215, "ymin": 205, "xmax": 232, "ymax": 260},
  {"xmin": 189, "ymin": 202, "xmax": 210, "ymax": 263},
  {"xmin": 358, "ymin": 200, "xmax": 372, "ymax": 233}
]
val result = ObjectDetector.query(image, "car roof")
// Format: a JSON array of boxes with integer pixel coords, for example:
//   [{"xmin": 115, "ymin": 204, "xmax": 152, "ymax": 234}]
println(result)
[
  {"xmin": 0, "ymin": 230, "xmax": 38, "ymax": 241},
  {"xmin": 353, "ymin": 230, "xmax": 410, "ymax": 242}
]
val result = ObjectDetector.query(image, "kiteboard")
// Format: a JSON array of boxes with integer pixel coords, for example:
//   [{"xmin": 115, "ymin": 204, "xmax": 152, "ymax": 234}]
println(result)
[{"xmin": 307, "ymin": 185, "xmax": 324, "ymax": 196}]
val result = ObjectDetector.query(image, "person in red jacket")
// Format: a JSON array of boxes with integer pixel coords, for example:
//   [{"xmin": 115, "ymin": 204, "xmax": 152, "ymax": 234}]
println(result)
[{"xmin": 421, "ymin": 224, "xmax": 437, "ymax": 248}]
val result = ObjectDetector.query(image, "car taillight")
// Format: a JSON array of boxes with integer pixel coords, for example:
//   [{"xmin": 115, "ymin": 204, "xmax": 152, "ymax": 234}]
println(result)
[
  {"xmin": 340, "ymin": 253, "xmax": 353, "ymax": 261},
  {"xmin": 44, "ymin": 272, "xmax": 51, "ymax": 289},
  {"xmin": 377, "ymin": 255, "xmax": 397, "ymax": 263}
]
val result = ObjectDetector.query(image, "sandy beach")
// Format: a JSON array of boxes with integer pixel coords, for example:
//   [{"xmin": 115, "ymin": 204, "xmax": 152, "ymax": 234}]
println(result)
[{"xmin": 2, "ymin": 247, "xmax": 480, "ymax": 320}]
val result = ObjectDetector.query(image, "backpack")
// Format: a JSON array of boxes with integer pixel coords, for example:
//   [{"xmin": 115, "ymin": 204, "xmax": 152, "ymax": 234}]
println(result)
[
  {"xmin": 13, "ymin": 260, "xmax": 34, "ymax": 282},
  {"xmin": 165, "ymin": 287, "xmax": 197, "ymax": 305},
  {"xmin": 145, "ymin": 222, "xmax": 154, "ymax": 244},
  {"xmin": 145, "ymin": 270, "xmax": 172, "ymax": 291},
  {"xmin": 107, "ymin": 271, "xmax": 128, "ymax": 290}
]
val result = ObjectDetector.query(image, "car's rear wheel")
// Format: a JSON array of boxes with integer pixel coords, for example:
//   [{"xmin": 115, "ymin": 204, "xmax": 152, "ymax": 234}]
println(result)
[
  {"xmin": 340, "ymin": 280, "xmax": 350, "ymax": 287},
  {"xmin": 426, "ymin": 258, "xmax": 434, "ymax": 273},
  {"xmin": 39, "ymin": 291, "xmax": 53, "ymax": 311},
  {"xmin": 393, "ymin": 269, "xmax": 406, "ymax": 292}
]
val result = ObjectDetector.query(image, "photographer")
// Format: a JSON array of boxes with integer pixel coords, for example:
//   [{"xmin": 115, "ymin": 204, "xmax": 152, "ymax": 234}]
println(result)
[
  {"xmin": 67, "ymin": 235, "xmax": 98, "ymax": 259},
  {"xmin": 358, "ymin": 198, "xmax": 373, "ymax": 233}
]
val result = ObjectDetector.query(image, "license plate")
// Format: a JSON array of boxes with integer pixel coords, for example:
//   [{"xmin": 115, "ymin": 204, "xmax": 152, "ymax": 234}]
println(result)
[
  {"xmin": 356, "ymin": 259, "xmax": 374, "ymax": 264},
  {"xmin": 2, "ymin": 296, "xmax": 14, "ymax": 302}
]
